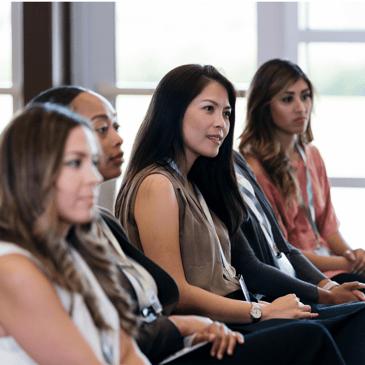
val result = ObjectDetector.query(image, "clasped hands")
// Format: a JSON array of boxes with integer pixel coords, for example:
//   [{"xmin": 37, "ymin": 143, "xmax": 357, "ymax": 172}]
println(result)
[
  {"xmin": 169, "ymin": 315, "xmax": 244, "ymax": 360},
  {"xmin": 343, "ymin": 248, "xmax": 365, "ymax": 275}
]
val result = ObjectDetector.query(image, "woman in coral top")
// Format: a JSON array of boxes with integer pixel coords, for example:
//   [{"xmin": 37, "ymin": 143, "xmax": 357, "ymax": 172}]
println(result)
[{"xmin": 239, "ymin": 58, "xmax": 365, "ymax": 282}]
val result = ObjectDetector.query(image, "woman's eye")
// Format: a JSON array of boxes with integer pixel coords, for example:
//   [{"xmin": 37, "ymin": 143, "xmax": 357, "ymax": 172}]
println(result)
[
  {"xmin": 95, "ymin": 126, "xmax": 108, "ymax": 134},
  {"xmin": 223, "ymin": 111, "xmax": 231, "ymax": 118},
  {"xmin": 282, "ymin": 96, "xmax": 292, "ymax": 103},
  {"xmin": 65, "ymin": 160, "xmax": 82, "ymax": 168},
  {"xmin": 92, "ymin": 158, "xmax": 100, "ymax": 167},
  {"xmin": 113, "ymin": 123, "xmax": 120, "ymax": 132},
  {"xmin": 203, "ymin": 105, "xmax": 214, "ymax": 112},
  {"xmin": 302, "ymin": 94, "xmax": 311, "ymax": 101}
]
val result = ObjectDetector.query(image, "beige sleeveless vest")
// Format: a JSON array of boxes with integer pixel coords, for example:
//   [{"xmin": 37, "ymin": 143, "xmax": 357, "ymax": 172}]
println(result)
[{"xmin": 117, "ymin": 163, "xmax": 240, "ymax": 297}]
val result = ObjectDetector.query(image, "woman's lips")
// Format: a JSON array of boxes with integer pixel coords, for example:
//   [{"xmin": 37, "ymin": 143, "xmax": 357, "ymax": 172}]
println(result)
[{"xmin": 111, "ymin": 152, "xmax": 124, "ymax": 165}]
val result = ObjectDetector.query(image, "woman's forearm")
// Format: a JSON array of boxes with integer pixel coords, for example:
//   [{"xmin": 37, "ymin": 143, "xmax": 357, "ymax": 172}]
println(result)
[
  {"xmin": 326, "ymin": 231, "xmax": 352, "ymax": 256},
  {"xmin": 300, "ymin": 249, "xmax": 352, "ymax": 272},
  {"xmin": 173, "ymin": 282, "xmax": 253, "ymax": 324}
]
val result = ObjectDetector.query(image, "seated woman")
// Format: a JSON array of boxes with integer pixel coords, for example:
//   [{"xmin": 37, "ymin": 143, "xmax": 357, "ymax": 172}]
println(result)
[
  {"xmin": 238, "ymin": 58, "xmax": 365, "ymax": 283},
  {"xmin": 115, "ymin": 63, "xmax": 365, "ymax": 364},
  {"xmin": 0, "ymin": 104, "xmax": 148, "ymax": 364},
  {"xmin": 30, "ymin": 86, "xmax": 344, "ymax": 365},
  {"xmin": 30, "ymin": 87, "xmax": 245, "ymax": 363}
]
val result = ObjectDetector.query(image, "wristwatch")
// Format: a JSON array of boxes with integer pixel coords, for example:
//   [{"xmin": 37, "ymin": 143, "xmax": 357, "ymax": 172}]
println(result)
[{"xmin": 249, "ymin": 302, "xmax": 262, "ymax": 323}]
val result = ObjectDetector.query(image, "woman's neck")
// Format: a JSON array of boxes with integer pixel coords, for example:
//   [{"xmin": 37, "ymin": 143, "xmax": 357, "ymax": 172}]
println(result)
[
  {"xmin": 58, "ymin": 221, "xmax": 71, "ymax": 239},
  {"xmin": 177, "ymin": 153, "xmax": 197, "ymax": 181},
  {"xmin": 275, "ymin": 130, "xmax": 297, "ymax": 157},
  {"xmin": 176, "ymin": 155, "xmax": 198, "ymax": 199}
]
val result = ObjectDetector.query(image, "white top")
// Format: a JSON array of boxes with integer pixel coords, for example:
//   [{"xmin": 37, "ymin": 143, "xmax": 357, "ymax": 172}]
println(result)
[{"xmin": 0, "ymin": 241, "xmax": 120, "ymax": 365}]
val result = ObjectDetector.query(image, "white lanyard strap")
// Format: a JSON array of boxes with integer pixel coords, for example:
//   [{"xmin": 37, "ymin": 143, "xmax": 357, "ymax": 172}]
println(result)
[
  {"xmin": 295, "ymin": 143, "xmax": 320, "ymax": 243},
  {"xmin": 236, "ymin": 172, "xmax": 282, "ymax": 257},
  {"xmin": 96, "ymin": 217, "xmax": 163, "ymax": 322}
]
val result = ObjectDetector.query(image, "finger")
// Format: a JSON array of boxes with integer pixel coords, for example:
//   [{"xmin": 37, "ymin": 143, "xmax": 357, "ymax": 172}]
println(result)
[
  {"xmin": 301, "ymin": 311, "xmax": 318, "ymax": 319},
  {"xmin": 225, "ymin": 331, "xmax": 238, "ymax": 356},
  {"xmin": 193, "ymin": 332, "xmax": 215, "ymax": 346},
  {"xmin": 236, "ymin": 332, "xmax": 245, "ymax": 344},
  {"xmin": 344, "ymin": 249, "xmax": 356, "ymax": 262},
  {"xmin": 353, "ymin": 289, "xmax": 365, "ymax": 301},
  {"xmin": 353, "ymin": 251, "xmax": 365, "ymax": 272},
  {"xmin": 299, "ymin": 304, "xmax": 312, "ymax": 313},
  {"xmin": 342, "ymin": 281, "xmax": 363, "ymax": 290},
  {"xmin": 353, "ymin": 260, "xmax": 363, "ymax": 273},
  {"xmin": 358, "ymin": 253, "xmax": 365, "ymax": 273},
  {"xmin": 209, "ymin": 323, "xmax": 222, "ymax": 358},
  {"xmin": 215, "ymin": 325, "xmax": 229, "ymax": 360}
]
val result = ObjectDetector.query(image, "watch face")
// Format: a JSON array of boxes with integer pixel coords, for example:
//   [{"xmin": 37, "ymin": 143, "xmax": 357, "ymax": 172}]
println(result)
[{"xmin": 252, "ymin": 308, "xmax": 261, "ymax": 318}]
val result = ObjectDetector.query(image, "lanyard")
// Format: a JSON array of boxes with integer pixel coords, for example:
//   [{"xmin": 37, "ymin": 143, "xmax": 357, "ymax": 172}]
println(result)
[
  {"xmin": 96, "ymin": 217, "xmax": 163, "ymax": 322},
  {"xmin": 167, "ymin": 159, "xmax": 251, "ymax": 302},
  {"xmin": 236, "ymin": 171, "xmax": 281, "ymax": 257},
  {"xmin": 295, "ymin": 143, "xmax": 320, "ymax": 243}
]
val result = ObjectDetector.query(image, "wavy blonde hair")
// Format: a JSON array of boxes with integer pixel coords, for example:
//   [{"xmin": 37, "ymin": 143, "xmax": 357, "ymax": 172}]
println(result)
[
  {"xmin": 0, "ymin": 104, "xmax": 136, "ymax": 333},
  {"xmin": 239, "ymin": 59, "xmax": 314, "ymax": 205}
]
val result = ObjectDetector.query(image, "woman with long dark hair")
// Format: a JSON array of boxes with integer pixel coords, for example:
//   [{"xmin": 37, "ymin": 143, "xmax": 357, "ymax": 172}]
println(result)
[
  {"xmin": 29, "ymin": 85, "xmax": 345, "ymax": 365},
  {"xmin": 115, "ymin": 64, "xmax": 314, "ymax": 322},
  {"xmin": 30, "ymin": 87, "xmax": 247, "ymax": 364},
  {"xmin": 115, "ymin": 63, "xmax": 365, "ymax": 364},
  {"xmin": 238, "ymin": 58, "xmax": 365, "ymax": 282}
]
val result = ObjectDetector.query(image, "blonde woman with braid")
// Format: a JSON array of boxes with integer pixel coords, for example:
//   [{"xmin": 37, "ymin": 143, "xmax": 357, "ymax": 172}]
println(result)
[
  {"xmin": 0, "ymin": 104, "xmax": 148, "ymax": 364},
  {"xmin": 239, "ymin": 58, "xmax": 365, "ymax": 283}
]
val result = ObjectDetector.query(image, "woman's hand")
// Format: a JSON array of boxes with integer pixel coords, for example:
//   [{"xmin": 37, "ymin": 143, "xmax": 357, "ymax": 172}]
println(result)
[
  {"xmin": 327, "ymin": 282, "xmax": 365, "ymax": 304},
  {"xmin": 169, "ymin": 315, "xmax": 243, "ymax": 359},
  {"xmin": 344, "ymin": 249, "xmax": 365, "ymax": 275},
  {"xmin": 261, "ymin": 294, "xmax": 317, "ymax": 320},
  {"xmin": 192, "ymin": 321, "xmax": 244, "ymax": 360}
]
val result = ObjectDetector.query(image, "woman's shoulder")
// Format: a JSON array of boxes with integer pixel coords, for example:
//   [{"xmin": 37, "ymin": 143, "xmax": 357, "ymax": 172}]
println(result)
[
  {"xmin": 0, "ymin": 243, "xmax": 46, "ymax": 293},
  {"xmin": 304, "ymin": 143, "xmax": 325, "ymax": 165},
  {"xmin": 137, "ymin": 173, "xmax": 176, "ymax": 204},
  {"xmin": 128, "ymin": 163, "xmax": 180, "ymax": 191},
  {"xmin": 0, "ymin": 241, "xmax": 35, "ymax": 260}
]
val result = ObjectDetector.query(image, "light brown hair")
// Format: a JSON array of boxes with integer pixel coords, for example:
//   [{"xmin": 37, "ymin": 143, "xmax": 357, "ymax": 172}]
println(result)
[
  {"xmin": 239, "ymin": 59, "xmax": 314, "ymax": 205},
  {"xmin": 0, "ymin": 104, "xmax": 136, "ymax": 333}
]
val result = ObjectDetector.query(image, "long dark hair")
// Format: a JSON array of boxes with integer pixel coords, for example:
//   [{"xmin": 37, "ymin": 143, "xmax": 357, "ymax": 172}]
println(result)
[
  {"xmin": 116, "ymin": 64, "xmax": 246, "ymax": 235},
  {"xmin": 239, "ymin": 59, "xmax": 314, "ymax": 205},
  {"xmin": 0, "ymin": 104, "xmax": 136, "ymax": 333}
]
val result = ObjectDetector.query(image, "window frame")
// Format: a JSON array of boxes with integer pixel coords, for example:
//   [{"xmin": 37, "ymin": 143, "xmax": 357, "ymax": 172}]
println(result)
[
  {"xmin": 70, "ymin": 2, "xmax": 365, "ymax": 210},
  {"xmin": 0, "ymin": 3, "xmax": 23, "ymax": 113}
]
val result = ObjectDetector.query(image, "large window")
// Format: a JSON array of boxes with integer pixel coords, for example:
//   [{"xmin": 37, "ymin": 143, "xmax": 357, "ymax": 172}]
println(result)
[
  {"xmin": 115, "ymin": 0, "xmax": 256, "ymax": 168},
  {"xmin": 73, "ymin": 2, "xmax": 365, "ymax": 237},
  {"xmin": 296, "ymin": 2, "xmax": 365, "ymax": 245},
  {"xmin": 0, "ymin": 2, "xmax": 16, "ymax": 133}
]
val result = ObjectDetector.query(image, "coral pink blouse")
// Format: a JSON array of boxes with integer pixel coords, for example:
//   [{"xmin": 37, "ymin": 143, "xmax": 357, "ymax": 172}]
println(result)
[{"xmin": 245, "ymin": 144, "xmax": 340, "ymax": 278}]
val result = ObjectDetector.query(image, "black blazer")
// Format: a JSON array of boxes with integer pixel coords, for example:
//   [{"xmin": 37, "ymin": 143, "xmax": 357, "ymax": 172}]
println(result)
[
  {"xmin": 232, "ymin": 152, "xmax": 327, "ymax": 304},
  {"xmin": 98, "ymin": 207, "xmax": 183, "ymax": 363}
]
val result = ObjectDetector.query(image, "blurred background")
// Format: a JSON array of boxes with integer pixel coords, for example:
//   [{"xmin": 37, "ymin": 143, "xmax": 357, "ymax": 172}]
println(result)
[{"xmin": 1, "ymin": 1, "xmax": 365, "ymax": 246}]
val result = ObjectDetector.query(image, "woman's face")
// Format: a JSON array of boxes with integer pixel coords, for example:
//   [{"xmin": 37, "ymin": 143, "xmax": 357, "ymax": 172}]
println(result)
[
  {"xmin": 56, "ymin": 126, "xmax": 102, "ymax": 235},
  {"xmin": 70, "ymin": 92, "xmax": 124, "ymax": 181},
  {"xmin": 182, "ymin": 81, "xmax": 231, "ymax": 166},
  {"xmin": 270, "ymin": 78, "xmax": 312, "ymax": 137}
]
